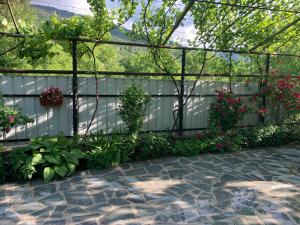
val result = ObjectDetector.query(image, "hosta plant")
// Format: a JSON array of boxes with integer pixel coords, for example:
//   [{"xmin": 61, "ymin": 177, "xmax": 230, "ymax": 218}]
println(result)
[{"xmin": 9, "ymin": 136, "xmax": 84, "ymax": 182}]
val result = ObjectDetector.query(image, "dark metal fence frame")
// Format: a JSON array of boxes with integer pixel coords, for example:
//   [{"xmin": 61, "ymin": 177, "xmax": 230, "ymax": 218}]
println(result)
[{"xmin": 0, "ymin": 32, "xmax": 299, "ymax": 141}]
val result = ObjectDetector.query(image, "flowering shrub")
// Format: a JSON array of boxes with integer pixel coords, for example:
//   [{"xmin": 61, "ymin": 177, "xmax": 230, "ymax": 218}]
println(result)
[
  {"xmin": 0, "ymin": 103, "xmax": 33, "ymax": 134},
  {"xmin": 251, "ymin": 71, "xmax": 300, "ymax": 124},
  {"xmin": 208, "ymin": 89, "xmax": 249, "ymax": 132},
  {"xmin": 40, "ymin": 86, "xmax": 63, "ymax": 107}
]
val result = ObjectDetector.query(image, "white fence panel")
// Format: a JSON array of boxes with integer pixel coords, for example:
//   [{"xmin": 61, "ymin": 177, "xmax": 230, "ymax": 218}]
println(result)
[{"xmin": 0, "ymin": 75, "xmax": 259, "ymax": 140}]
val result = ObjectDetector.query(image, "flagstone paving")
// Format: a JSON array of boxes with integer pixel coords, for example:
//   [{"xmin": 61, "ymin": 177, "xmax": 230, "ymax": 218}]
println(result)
[{"xmin": 1, "ymin": 145, "xmax": 300, "ymax": 225}]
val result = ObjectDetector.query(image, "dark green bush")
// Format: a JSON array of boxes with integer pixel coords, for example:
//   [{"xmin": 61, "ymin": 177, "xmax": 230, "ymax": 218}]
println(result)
[
  {"xmin": 240, "ymin": 123, "xmax": 300, "ymax": 148},
  {"xmin": 173, "ymin": 138, "xmax": 205, "ymax": 156},
  {"xmin": 172, "ymin": 131, "xmax": 245, "ymax": 156},
  {"xmin": 117, "ymin": 84, "xmax": 151, "ymax": 134},
  {"xmin": 9, "ymin": 146, "xmax": 36, "ymax": 181},
  {"xmin": 9, "ymin": 136, "xmax": 84, "ymax": 182},
  {"xmin": 134, "ymin": 133, "xmax": 173, "ymax": 160},
  {"xmin": 84, "ymin": 131, "xmax": 136, "ymax": 169},
  {"xmin": 0, "ymin": 154, "xmax": 5, "ymax": 183}
]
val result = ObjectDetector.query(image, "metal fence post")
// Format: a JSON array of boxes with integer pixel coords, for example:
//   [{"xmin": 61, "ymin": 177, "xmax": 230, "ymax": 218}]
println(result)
[
  {"xmin": 178, "ymin": 48, "xmax": 186, "ymax": 136},
  {"xmin": 260, "ymin": 53, "xmax": 271, "ymax": 123},
  {"xmin": 72, "ymin": 39, "xmax": 79, "ymax": 135}
]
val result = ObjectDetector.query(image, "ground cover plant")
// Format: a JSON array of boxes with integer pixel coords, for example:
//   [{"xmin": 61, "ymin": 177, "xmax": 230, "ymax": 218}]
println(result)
[
  {"xmin": 83, "ymin": 131, "xmax": 135, "ymax": 170},
  {"xmin": 0, "ymin": 153, "xmax": 4, "ymax": 184},
  {"xmin": 1, "ymin": 79, "xmax": 299, "ymax": 183},
  {"xmin": 8, "ymin": 136, "xmax": 84, "ymax": 182}
]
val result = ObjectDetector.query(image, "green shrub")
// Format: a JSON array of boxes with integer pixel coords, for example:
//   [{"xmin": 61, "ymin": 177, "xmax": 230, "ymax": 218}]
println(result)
[
  {"xmin": 0, "ymin": 154, "xmax": 5, "ymax": 183},
  {"xmin": 173, "ymin": 131, "xmax": 245, "ymax": 156},
  {"xmin": 9, "ymin": 146, "xmax": 36, "ymax": 181},
  {"xmin": 134, "ymin": 133, "xmax": 173, "ymax": 160},
  {"xmin": 117, "ymin": 84, "xmax": 151, "ymax": 134},
  {"xmin": 240, "ymin": 123, "xmax": 300, "ymax": 148},
  {"xmin": 9, "ymin": 136, "xmax": 84, "ymax": 182},
  {"xmin": 173, "ymin": 138, "xmax": 204, "ymax": 156},
  {"xmin": 84, "ymin": 131, "xmax": 135, "ymax": 169}
]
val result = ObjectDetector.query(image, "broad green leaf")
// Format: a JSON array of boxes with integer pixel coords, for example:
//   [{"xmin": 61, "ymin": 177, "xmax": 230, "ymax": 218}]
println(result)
[
  {"xmin": 60, "ymin": 150, "xmax": 71, "ymax": 159},
  {"xmin": 71, "ymin": 148, "xmax": 84, "ymax": 158},
  {"xmin": 54, "ymin": 165, "xmax": 68, "ymax": 177},
  {"xmin": 30, "ymin": 143, "xmax": 42, "ymax": 150},
  {"xmin": 31, "ymin": 153, "xmax": 44, "ymax": 165},
  {"xmin": 39, "ymin": 148, "xmax": 50, "ymax": 153},
  {"xmin": 67, "ymin": 162, "xmax": 76, "ymax": 174},
  {"xmin": 67, "ymin": 156, "xmax": 79, "ymax": 165},
  {"xmin": 44, "ymin": 155, "xmax": 60, "ymax": 164},
  {"xmin": 43, "ymin": 167, "xmax": 55, "ymax": 182}
]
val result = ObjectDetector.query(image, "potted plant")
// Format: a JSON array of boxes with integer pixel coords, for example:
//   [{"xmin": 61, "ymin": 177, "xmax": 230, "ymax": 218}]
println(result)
[{"xmin": 40, "ymin": 86, "xmax": 63, "ymax": 107}]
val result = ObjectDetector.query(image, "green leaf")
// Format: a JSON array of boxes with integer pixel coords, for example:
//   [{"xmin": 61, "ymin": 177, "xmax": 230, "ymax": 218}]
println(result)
[
  {"xmin": 67, "ymin": 156, "xmax": 79, "ymax": 165},
  {"xmin": 67, "ymin": 162, "xmax": 76, "ymax": 175},
  {"xmin": 70, "ymin": 148, "xmax": 84, "ymax": 158},
  {"xmin": 31, "ymin": 153, "xmax": 44, "ymax": 165},
  {"xmin": 43, "ymin": 167, "xmax": 55, "ymax": 182},
  {"xmin": 44, "ymin": 155, "xmax": 60, "ymax": 164},
  {"xmin": 60, "ymin": 150, "xmax": 71, "ymax": 159},
  {"xmin": 39, "ymin": 148, "xmax": 49, "ymax": 153},
  {"xmin": 54, "ymin": 165, "xmax": 68, "ymax": 177},
  {"xmin": 30, "ymin": 143, "xmax": 42, "ymax": 150}
]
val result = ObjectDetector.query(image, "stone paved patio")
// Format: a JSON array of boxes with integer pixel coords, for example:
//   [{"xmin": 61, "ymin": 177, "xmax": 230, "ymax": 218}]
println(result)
[{"xmin": 1, "ymin": 145, "xmax": 300, "ymax": 225}]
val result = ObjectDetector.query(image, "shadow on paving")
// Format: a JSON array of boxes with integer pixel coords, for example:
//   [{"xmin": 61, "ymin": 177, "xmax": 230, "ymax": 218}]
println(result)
[{"xmin": 1, "ymin": 144, "xmax": 300, "ymax": 225}]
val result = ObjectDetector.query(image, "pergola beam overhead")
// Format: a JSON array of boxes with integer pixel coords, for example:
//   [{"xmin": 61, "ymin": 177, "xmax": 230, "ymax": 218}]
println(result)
[
  {"xmin": 162, "ymin": 0, "xmax": 196, "ymax": 45},
  {"xmin": 195, "ymin": 0, "xmax": 300, "ymax": 14}
]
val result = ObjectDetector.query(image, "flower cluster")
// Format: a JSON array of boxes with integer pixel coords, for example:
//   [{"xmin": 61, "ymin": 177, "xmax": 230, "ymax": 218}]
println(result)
[
  {"xmin": 40, "ymin": 86, "xmax": 63, "ymax": 107},
  {"xmin": 252, "ymin": 72, "xmax": 300, "ymax": 123},
  {"xmin": 208, "ymin": 89, "xmax": 249, "ymax": 132},
  {"xmin": 0, "ymin": 103, "xmax": 33, "ymax": 134}
]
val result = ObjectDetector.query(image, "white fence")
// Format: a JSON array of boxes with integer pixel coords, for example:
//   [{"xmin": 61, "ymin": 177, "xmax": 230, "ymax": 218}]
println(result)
[{"xmin": 0, "ymin": 75, "xmax": 259, "ymax": 140}]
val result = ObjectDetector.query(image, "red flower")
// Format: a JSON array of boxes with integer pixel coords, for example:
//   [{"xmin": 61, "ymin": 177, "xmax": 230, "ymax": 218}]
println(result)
[
  {"xmin": 238, "ymin": 106, "xmax": 247, "ymax": 113},
  {"xmin": 216, "ymin": 143, "xmax": 223, "ymax": 150},
  {"xmin": 257, "ymin": 108, "xmax": 268, "ymax": 115},
  {"xmin": 216, "ymin": 90, "xmax": 225, "ymax": 100},
  {"xmin": 40, "ymin": 86, "xmax": 63, "ymax": 107},
  {"xmin": 293, "ymin": 92, "xmax": 300, "ymax": 99},
  {"xmin": 227, "ymin": 97, "xmax": 236, "ymax": 105},
  {"xmin": 276, "ymin": 94, "xmax": 285, "ymax": 101},
  {"xmin": 277, "ymin": 80, "xmax": 286, "ymax": 90},
  {"xmin": 8, "ymin": 115, "xmax": 15, "ymax": 124}
]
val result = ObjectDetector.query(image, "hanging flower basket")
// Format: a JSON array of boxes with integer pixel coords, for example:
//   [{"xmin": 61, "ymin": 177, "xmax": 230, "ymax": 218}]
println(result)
[{"xmin": 40, "ymin": 86, "xmax": 63, "ymax": 107}]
